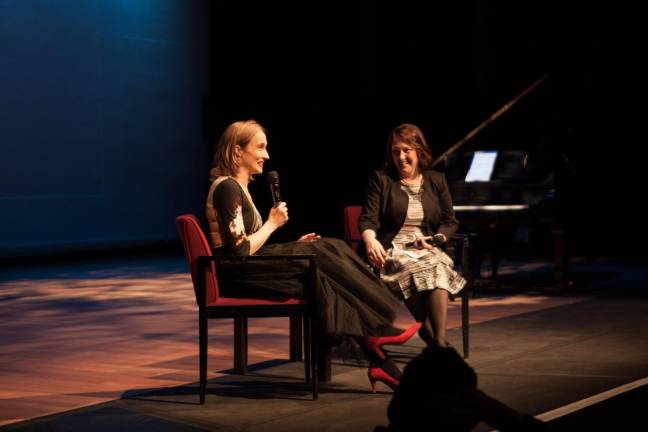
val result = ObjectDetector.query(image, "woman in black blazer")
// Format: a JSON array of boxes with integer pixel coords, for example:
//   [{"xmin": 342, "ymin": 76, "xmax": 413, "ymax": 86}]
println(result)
[{"xmin": 360, "ymin": 124, "xmax": 466, "ymax": 348}]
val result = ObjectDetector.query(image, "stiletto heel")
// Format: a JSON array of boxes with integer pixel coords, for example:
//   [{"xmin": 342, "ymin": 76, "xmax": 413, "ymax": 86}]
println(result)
[
  {"xmin": 369, "ymin": 373, "xmax": 377, "ymax": 394},
  {"xmin": 365, "ymin": 322, "xmax": 422, "ymax": 359},
  {"xmin": 368, "ymin": 366, "xmax": 399, "ymax": 393}
]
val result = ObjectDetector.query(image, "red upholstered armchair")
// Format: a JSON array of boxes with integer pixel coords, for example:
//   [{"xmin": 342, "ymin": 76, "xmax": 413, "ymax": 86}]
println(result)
[
  {"xmin": 176, "ymin": 214, "xmax": 319, "ymax": 402},
  {"xmin": 343, "ymin": 206, "xmax": 474, "ymax": 358},
  {"xmin": 343, "ymin": 206, "xmax": 364, "ymax": 253}
]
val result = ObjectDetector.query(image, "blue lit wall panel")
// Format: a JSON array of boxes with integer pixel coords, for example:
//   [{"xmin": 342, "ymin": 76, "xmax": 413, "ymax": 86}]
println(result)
[{"xmin": 0, "ymin": 0, "xmax": 208, "ymax": 254}]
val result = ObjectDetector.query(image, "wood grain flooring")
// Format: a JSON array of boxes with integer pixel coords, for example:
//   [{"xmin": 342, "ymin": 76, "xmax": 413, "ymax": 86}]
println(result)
[{"xmin": 0, "ymin": 256, "xmax": 589, "ymax": 427}]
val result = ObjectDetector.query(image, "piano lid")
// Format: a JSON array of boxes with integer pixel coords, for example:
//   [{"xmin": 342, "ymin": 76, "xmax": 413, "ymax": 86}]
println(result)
[{"xmin": 446, "ymin": 150, "xmax": 555, "ymax": 208}]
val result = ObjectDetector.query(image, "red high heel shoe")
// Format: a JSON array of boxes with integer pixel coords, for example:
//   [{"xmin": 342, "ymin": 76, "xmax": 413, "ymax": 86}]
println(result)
[
  {"xmin": 365, "ymin": 322, "xmax": 422, "ymax": 360},
  {"xmin": 368, "ymin": 366, "xmax": 399, "ymax": 393}
]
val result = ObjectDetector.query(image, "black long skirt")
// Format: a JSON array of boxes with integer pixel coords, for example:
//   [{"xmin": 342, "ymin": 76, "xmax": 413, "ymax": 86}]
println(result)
[{"xmin": 217, "ymin": 237, "xmax": 401, "ymax": 339}]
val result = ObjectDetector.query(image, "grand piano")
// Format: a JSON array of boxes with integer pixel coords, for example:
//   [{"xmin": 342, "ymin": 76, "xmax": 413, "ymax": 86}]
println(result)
[{"xmin": 444, "ymin": 149, "xmax": 569, "ymax": 288}]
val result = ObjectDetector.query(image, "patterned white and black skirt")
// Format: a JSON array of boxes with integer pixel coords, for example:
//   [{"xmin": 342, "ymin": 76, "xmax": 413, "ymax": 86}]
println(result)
[{"xmin": 381, "ymin": 245, "xmax": 466, "ymax": 300}]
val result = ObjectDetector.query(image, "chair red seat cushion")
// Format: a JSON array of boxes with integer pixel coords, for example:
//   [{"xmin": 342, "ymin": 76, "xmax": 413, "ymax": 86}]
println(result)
[{"xmin": 208, "ymin": 297, "xmax": 306, "ymax": 307}]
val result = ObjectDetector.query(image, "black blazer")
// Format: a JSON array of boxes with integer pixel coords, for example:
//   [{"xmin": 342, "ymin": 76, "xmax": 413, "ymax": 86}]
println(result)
[{"xmin": 359, "ymin": 169, "xmax": 459, "ymax": 250}]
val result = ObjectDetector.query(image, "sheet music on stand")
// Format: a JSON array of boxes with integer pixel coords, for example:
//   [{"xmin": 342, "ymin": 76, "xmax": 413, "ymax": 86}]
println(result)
[{"xmin": 465, "ymin": 151, "xmax": 498, "ymax": 182}]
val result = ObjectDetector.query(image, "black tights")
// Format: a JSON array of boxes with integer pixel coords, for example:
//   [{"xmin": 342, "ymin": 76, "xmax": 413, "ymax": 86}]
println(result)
[{"xmin": 404, "ymin": 289, "xmax": 449, "ymax": 347}]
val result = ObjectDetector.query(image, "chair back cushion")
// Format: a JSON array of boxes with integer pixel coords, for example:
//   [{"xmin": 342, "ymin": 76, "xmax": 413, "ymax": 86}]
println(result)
[
  {"xmin": 344, "ymin": 206, "xmax": 363, "ymax": 251},
  {"xmin": 176, "ymin": 214, "xmax": 219, "ymax": 305}
]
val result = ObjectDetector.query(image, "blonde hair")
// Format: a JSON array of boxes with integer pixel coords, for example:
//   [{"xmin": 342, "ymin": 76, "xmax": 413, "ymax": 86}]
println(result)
[{"xmin": 210, "ymin": 120, "xmax": 266, "ymax": 179}]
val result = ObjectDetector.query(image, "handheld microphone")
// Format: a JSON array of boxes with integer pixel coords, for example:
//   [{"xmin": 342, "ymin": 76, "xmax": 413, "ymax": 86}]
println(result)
[{"xmin": 267, "ymin": 171, "xmax": 282, "ymax": 206}]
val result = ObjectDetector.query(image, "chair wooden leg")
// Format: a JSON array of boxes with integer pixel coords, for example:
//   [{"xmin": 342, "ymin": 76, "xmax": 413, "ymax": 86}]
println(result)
[
  {"xmin": 462, "ymin": 236, "xmax": 472, "ymax": 359},
  {"xmin": 462, "ymin": 287, "xmax": 470, "ymax": 359},
  {"xmin": 234, "ymin": 317, "xmax": 248, "ymax": 374},
  {"xmin": 304, "ymin": 315, "xmax": 318, "ymax": 400},
  {"xmin": 309, "ymin": 316, "xmax": 319, "ymax": 401},
  {"xmin": 199, "ymin": 308, "xmax": 207, "ymax": 404},
  {"xmin": 289, "ymin": 316, "xmax": 303, "ymax": 361},
  {"xmin": 306, "ymin": 255, "xmax": 319, "ymax": 398},
  {"xmin": 303, "ymin": 316, "xmax": 311, "ymax": 384}
]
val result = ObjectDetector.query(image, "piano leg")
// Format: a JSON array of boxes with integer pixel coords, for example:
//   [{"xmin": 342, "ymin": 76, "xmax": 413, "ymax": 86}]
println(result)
[
  {"xmin": 484, "ymin": 225, "xmax": 507, "ymax": 287},
  {"xmin": 491, "ymin": 253, "xmax": 501, "ymax": 280},
  {"xmin": 468, "ymin": 230, "xmax": 499, "ymax": 292},
  {"xmin": 552, "ymin": 227, "xmax": 569, "ymax": 289}
]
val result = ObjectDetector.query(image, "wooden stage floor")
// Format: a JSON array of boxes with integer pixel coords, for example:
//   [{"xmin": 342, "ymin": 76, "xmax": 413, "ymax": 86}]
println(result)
[{"xmin": 0, "ymin": 253, "xmax": 598, "ymax": 427}]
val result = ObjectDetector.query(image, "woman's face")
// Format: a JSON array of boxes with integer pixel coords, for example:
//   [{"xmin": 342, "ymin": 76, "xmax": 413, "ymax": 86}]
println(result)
[
  {"xmin": 237, "ymin": 130, "xmax": 269, "ymax": 176},
  {"xmin": 391, "ymin": 141, "xmax": 419, "ymax": 179}
]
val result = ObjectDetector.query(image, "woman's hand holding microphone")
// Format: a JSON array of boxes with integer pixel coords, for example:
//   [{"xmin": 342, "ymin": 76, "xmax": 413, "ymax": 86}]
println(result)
[{"xmin": 267, "ymin": 202, "xmax": 289, "ymax": 230}]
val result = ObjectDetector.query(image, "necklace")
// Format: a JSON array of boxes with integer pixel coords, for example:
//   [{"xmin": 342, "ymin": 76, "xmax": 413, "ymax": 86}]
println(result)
[{"xmin": 400, "ymin": 174, "xmax": 422, "ymax": 186}]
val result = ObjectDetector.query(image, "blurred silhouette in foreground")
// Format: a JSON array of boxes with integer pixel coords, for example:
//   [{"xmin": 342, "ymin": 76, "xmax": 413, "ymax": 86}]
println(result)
[{"xmin": 376, "ymin": 344, "xmax": 547, "ymax": 431}]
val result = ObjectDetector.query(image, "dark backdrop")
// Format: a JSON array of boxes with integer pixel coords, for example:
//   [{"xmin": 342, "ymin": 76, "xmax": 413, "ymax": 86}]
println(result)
[
  {"xmin": 1, "ymin": 1, "xmax": 642, "ymax": 258},
  {"xmin": 207, "ymin": 1, "xmax": 643, "ymax": 258}
]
